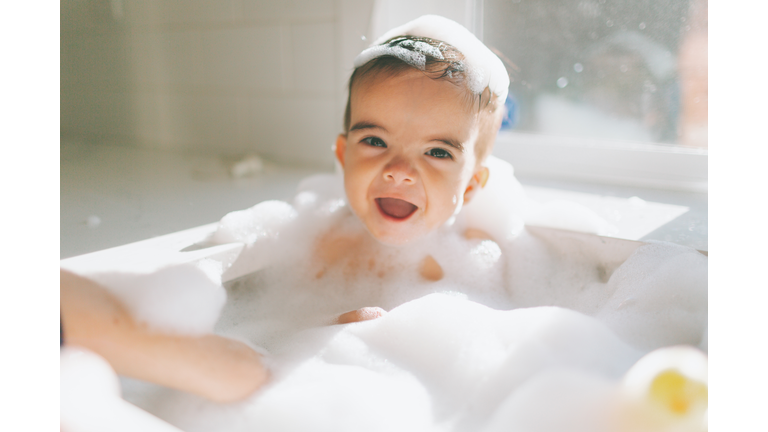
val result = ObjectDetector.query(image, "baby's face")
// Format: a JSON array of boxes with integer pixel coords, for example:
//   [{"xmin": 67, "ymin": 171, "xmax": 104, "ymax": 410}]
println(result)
[{"xmin": 336, "ymin": 69, "xmax": 485, "ymax": 245}]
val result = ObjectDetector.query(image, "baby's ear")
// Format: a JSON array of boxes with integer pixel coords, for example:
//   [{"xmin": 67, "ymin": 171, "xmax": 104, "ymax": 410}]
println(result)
[
  {"xmin": 334, "ymin": 134, "xmax": 347, "ymax": 168},
  {"xmin": 463, "ymin": 166, "xmax": 489, "ymax": 204}
]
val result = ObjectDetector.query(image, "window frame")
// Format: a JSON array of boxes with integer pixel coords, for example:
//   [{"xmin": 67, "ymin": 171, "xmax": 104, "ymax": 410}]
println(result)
[{"xmin": 492, "ymin": 131, "xmax": 708, "ymax": 192}]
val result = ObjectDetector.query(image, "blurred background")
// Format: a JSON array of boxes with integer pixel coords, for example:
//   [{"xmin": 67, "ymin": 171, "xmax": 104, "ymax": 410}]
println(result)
[
  {"xmin": 486, "ymin": 0, "xmax": 707, "ymax": 147},
  {"xmin": 60, "ymin": 0, "xmax": 707, "ymax": 257},
  {"xmin": 61, "ymin": 0, "xmax": 707, "ymax": 165}
]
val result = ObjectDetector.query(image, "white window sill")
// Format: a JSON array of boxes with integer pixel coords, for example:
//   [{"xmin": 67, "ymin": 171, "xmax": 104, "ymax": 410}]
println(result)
[{"xmin": 492, "ymin": 131, "xmax": 708, "ymax": 193}]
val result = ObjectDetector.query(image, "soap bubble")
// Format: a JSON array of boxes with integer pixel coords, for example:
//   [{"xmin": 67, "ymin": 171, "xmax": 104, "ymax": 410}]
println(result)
[
  {"xmin": 556, "ymin": 77, "xmax": 568, "ymax": 88},
  {"xmin": 573, "ymin": 63, "xmax": 583, "ymax": 73}
]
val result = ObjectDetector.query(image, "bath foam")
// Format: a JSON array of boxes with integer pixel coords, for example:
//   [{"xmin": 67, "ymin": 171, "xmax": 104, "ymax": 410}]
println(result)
[
  {"xmin": 62, "ymin": 347, "xmax": 183, "ymax": 432},
  {"xmin": 209, "ymin": 200, "xmax": 297, "ymax": 245},
  {"xmin": 343, "ymin": 295, "xmax": 642, "ymax": 424},
  {"xmin": 499, "ymin": 233, "xmax": 707, "ymax": 351},
  {"xmin": 457, "ymin": 155, "xmax": 527, "ymax": 242},
  {"xmin": 115, "ymin": 156, "xmax": 706, "ymax": 431},
  {"xmin": 483, "ymin": 369, "xmax": 620, "ymax": 432},
  {"xmin": 136, "ymin": 295, "xmax": 708, "ymax": 432},
  {"xmin": 595, "ymin": 241, "xmax": 708, "ymax": 351},
  {"xmin": 88, "ymin": 259, "xmax": 226, "ymax": 335},
  {"xmin": 206, "ymin": 200, "xmax": 300, "ymax": 281}
]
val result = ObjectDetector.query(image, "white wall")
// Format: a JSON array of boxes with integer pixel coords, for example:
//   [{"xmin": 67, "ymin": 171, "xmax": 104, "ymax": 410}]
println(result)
[
  {"xmin": 369, "ymin": 0, "xmax": 479, "ymax": 41},
  {"xmin": 61, "ymin": 0, "xmax": 372, "ymax": 168},
  {"xmin": 60, "ymin": 0, "xmax": 474, "ymax": 168}
]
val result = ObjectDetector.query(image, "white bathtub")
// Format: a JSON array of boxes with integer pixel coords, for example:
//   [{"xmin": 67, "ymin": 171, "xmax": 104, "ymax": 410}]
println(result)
[{"xmin": 60, "ymin": 143, "xmax": 707, "ymax": 431}]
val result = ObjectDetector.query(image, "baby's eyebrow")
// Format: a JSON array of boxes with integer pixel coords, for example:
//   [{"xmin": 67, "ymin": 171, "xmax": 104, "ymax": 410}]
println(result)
[
  {"xmin": 435, "ymin": 138, "xmax": 465, "ymax": 153},
  {"xmin": 350, "ymin": 121, "xmax": 386, "ymax": 133}
]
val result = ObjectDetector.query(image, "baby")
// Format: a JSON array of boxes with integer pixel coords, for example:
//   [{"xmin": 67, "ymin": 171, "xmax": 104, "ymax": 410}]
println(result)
[
  {"xmin": 207, "ymin": 15, "xmax": 514, "ymax": 324},
  {"xmin": 314, "ymin": 16, "xmax": 510, "ymax": 323}
]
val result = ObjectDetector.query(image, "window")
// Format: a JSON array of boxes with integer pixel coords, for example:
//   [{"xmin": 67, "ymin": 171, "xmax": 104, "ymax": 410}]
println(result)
[{"xmin": 482, "ymin": 0, "xmax": 707, "ymax": 191}]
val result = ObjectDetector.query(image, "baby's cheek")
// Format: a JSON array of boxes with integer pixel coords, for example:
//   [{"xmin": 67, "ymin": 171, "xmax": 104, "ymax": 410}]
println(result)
[
  {"xmin": 343, "ymin": 174, "xmax": 364, "ymax": 205},
  {"xmin": 449, "ymin": 181, "xmax": 468, "ymax": 208},
  {"xmin": 431, "ymin": 192, "xmax": 462, "ymax": 227}
]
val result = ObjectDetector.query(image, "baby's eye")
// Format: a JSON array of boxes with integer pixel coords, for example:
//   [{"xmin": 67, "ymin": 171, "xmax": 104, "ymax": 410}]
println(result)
[
  {"xmin": 426, "ymin": 148, "xmax": 453, "ymax": 159},
  {"xmin": 362, "ymin": 137, "xmax": 387, "ymax": 148}
]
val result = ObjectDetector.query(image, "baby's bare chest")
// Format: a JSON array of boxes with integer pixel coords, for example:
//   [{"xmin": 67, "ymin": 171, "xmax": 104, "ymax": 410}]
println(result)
[{"xmin": 311, "ymin": 232, "xmax": 443, "ymax": 283}]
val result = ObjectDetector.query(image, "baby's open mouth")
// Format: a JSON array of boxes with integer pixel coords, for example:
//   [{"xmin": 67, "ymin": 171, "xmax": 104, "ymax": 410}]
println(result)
[{"xmin": 376, "ymin": 198, "xmax": 418, "ymax": 220}]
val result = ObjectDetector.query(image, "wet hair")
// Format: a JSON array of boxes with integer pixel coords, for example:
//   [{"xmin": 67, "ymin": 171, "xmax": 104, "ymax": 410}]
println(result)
[{"xmin": 343, "ymin": 36, "xmax": 503, "ymax": 162}]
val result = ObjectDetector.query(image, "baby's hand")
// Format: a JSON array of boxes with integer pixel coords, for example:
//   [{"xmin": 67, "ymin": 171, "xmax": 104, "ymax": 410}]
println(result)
[{"xmin": 335, "ymin": 307, "xmax": 387, "ymax": 324}]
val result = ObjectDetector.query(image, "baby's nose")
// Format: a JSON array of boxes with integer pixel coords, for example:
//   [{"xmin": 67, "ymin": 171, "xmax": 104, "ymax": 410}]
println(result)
[{"xmin": 383, "ymin": 157, "xmax": 416, "ymax": 185}]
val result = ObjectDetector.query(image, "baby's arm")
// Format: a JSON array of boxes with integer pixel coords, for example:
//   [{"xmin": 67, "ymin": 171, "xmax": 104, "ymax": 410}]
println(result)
[{"xmin": 60, "ymin": 269, "xmax": 269, "ymax": 403}]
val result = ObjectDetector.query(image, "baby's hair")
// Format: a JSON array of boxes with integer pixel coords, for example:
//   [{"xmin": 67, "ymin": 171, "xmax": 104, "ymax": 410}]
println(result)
[{"xmin": 344, "ymin": 36, "xmax": 504, "ymax": 161}]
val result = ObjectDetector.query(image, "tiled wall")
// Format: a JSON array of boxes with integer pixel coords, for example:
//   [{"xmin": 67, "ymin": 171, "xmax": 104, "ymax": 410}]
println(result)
[
  {"xmin": 61, "ymin": 0, "xmax": 375, "ymax": 168},
  {"xmin": 60, "ymin": 0, "xmax": 476, "ymax": 168}
]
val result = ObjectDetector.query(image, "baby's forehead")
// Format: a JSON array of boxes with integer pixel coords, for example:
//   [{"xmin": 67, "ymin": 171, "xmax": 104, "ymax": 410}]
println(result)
[{"xmin": 350, "ymin": 68, "xmax": 478, "ymax": 116}]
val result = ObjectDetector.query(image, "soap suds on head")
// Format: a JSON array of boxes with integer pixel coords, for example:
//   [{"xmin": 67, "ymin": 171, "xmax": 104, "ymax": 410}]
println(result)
[
  {"xmin": 354, "ymin": 37, "xmax": 448, "ymax": 72},
  {"xmin": 355, "ymin": 15, "xmax": 510, "ymax": 102},
  {"xmin": 355, "ymin": 44, "xmax": 428, "ymax": 70}
]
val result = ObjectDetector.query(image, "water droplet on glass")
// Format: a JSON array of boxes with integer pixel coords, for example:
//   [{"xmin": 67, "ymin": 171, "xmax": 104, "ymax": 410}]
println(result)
[
  {"xmin": 556, "ymin": 77, "xmax": 568, "ymax": 88},
  {"xmin": 620, "ymin": 65, "xmax": 628, "ymax": 73},
  {"xmin": 639, "ymin": 22, "xmax": 646, "ymax": 30},
  {"xmin": 606, "ymin": 19, "xmax": 613, "ymax": 27},
  {"xmin": 86, "ymin": 215, "xmax": 101, "ymax": 228},
  {"xmin": 574, "ymin": 63, "xmax": 583, "ymax": 73}
]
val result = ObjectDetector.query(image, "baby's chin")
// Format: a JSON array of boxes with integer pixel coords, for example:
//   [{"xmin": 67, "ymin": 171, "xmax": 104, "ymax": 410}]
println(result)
[
  {"xmin": 365, "ymin": 225, "xmax": 427, "ymax": 247},
  {"xmin": 364, "ymin": 219, "xmax": 446, "ymax": 246}
]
